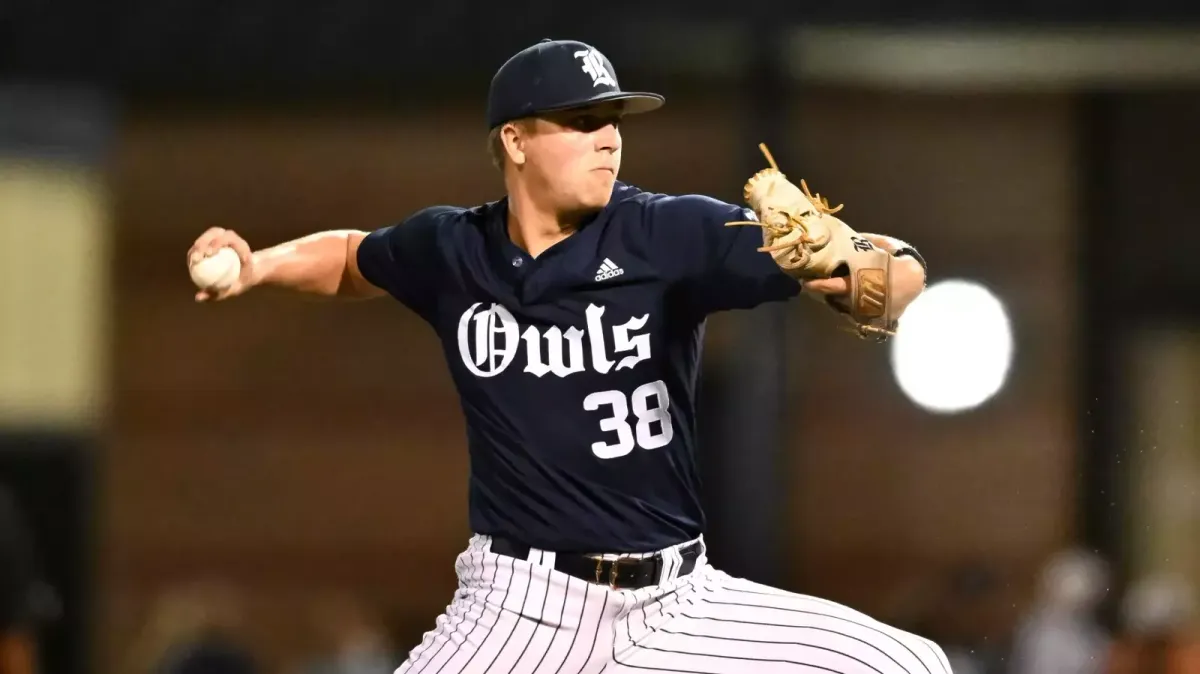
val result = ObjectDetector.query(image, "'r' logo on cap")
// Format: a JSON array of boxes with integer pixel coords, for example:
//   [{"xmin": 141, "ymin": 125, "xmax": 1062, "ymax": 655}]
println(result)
[{"xmin": 574, "ymin": 49, "xmax": 616, "ymax": 88}]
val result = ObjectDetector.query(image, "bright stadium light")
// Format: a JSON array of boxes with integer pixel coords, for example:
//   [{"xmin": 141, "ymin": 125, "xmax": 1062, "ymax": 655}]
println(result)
[{"xmin": 889, "ymin": 279, "xmax": 1014, "ymax": 414}]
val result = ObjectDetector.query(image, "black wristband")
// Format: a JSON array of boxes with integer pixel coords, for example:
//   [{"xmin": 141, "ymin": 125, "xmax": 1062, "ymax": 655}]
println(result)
[{"xmin": 893, "ymin": 246, "xmax": 927, "ymax": 277}]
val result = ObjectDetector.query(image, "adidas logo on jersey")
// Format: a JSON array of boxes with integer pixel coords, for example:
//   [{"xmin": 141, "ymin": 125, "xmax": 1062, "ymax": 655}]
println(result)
[{"xmin": 595, "ymin": 258, "xmax": 624, "ymax": 282}]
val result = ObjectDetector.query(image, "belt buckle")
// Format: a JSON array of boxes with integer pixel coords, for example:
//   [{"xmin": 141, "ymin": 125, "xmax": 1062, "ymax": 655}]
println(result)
[{"xmin": 595, "ymin": 556, "xmax": 623, "ymax": 589}]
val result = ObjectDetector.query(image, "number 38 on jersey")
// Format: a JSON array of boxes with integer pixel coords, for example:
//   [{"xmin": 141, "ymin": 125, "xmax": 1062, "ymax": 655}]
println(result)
[
  {"xmin": 583, "ymin": 380, "xmax": 673, "ymax": 459},
  {"xmin": 455, "ymin": 302, "xmax": 673, "ymax": 460}
]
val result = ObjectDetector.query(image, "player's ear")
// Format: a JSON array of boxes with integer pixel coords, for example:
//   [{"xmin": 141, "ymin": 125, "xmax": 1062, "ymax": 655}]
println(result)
[{"xmin": 500, "ymin": 121, "xmax": 528, "ymax": 167}]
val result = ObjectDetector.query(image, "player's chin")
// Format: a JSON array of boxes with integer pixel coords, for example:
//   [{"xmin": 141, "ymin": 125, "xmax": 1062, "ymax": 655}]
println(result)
[
  {"xmin": 579, "ymin": 193, "xmax": 612, "ymax": 212},
  {"xmin": 581, "ymin": 172, "xmax": 616, "ymax": 207}
]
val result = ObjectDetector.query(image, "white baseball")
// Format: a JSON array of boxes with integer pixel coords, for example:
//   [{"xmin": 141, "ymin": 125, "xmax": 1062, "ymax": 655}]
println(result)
[{"xmin": 189, "ymin": 247, "xmax": 242, "ymax": 290}]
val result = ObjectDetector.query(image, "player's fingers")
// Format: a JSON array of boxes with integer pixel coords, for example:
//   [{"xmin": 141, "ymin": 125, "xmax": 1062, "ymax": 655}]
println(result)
[
  {"xmin": 187, "ymin": 244, "xmax": 209, "ymax": 266},
  {"xmin": 189, "ymin": 227, "xmax": 227, "ymax": 261},
  {"xmin": 216, "ymin": 280, "xmax": 247, "ymax": 301},
  {"xmin": 222, "ymin": 236, "xmax": 253, "ymax": 266},
  {"xmin": 205, "ymin": 231, "xmax": 242, "ymax": 257},
  {"xmin": 804, "ymin": 277, "xmax": 850, "ymax": 295},
  {"xmin": 195, "ymin": 289, "xmax": 211, "ymax": 302},
  {"xmin": 201, "ymin": 287, "xmax": 234, "ymax": 302}
]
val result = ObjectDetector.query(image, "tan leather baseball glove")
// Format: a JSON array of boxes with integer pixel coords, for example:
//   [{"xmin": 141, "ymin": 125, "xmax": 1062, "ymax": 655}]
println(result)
[{"xmin": 726, "ymin": 143, "xmax": 901, "ymax": 341}]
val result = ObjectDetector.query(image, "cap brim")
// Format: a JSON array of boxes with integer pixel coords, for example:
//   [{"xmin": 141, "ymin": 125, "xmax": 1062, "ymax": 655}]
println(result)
[{"xmin": 537, "ymin": 91, "xmax": 665, "ymax": 117}]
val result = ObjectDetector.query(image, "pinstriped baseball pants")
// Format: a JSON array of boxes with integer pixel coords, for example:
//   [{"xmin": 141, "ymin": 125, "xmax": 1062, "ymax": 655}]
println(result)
[{"xmin": 396, "ymin": 535, "xmax": 951, "ymax": 674}]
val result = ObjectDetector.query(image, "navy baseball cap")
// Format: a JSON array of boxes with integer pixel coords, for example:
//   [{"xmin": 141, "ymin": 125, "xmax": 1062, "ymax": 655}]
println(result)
[{"xmin": 486, "ymin": 39, "xmax": 665, "ymax": 129}]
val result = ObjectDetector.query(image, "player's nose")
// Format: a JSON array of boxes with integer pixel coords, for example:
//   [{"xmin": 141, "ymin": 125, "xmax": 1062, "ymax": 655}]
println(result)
[{"xmin": 594, "ymin": 123, "xmax": 620, "ymax": 154}]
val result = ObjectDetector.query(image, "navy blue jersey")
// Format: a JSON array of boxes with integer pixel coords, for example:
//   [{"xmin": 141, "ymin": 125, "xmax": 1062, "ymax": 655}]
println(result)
[{"xmin": 357, "ymin": 182, "xmax": 800, "ymax": 553}]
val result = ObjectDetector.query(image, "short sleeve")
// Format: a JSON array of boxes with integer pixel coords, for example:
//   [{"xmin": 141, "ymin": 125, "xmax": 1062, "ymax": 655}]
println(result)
[
  {"xmin": 356, "ymin": 206, "xmax": 456, "ymax": 320},
  {"xmin": 646, "ymin": 194, "xmax": 800, "ymax": 315}
]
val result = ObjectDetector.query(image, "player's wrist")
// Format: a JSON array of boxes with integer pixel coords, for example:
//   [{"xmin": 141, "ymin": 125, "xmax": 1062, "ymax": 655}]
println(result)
[
  {"xmin": 246, "ymin": 249, "xmax": 275, "ymax": 288},
  {"xmin": 862, "ymin": 231, "xmax": 927, "ymax": 279},
  {"xmin": 892, "ymin": 246, "xmax": 927, "ymax": 277}
]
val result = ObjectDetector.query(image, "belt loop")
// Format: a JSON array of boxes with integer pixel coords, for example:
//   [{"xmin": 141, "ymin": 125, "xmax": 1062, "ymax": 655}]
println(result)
[
  {"xmin": 520, "ymin": 545, "xmax": 556, "ymax": 569},
  {"xmin": 658, "ymin": 547, "xmax": 679, "ymax": 585}
]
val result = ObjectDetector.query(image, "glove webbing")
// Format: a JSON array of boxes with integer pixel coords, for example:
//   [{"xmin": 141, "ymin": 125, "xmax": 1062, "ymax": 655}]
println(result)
[{"xmin": 723, "ymin": 143, "xmax": 843, "ymax": 269}]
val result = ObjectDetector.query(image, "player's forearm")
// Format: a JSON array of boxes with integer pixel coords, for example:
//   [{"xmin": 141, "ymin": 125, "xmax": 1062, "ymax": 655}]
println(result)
[{"xmin": 252, "ymin": 230, "xmax": 378, "ymax": 298}]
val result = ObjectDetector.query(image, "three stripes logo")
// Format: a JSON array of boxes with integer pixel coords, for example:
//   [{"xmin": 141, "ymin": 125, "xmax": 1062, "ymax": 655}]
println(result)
[{"xmin": 594, "ymin": 258, "xmax": 624, "ymax": 282}]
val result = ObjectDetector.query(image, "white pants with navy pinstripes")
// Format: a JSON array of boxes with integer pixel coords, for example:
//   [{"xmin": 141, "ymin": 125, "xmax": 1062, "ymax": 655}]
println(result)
[{"xmin": 396, "ymin": 534, "xmax": 951, "ymax": 674}]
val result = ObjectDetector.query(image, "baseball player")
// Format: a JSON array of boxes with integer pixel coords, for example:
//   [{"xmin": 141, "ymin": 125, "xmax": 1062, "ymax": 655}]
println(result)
[{"xmin": 187, "ymin": 39, "xmax": 943, "ymax": 674}]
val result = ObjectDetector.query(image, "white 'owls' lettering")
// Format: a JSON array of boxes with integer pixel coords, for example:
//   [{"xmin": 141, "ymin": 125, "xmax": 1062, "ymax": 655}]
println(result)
[
  {"xmin": 456, "ymin": 302, "xmax": 651, "ymax": 379},
  {"xmin": 612, "ymin": 314, "xmax": 651, "ymax": 371},
  {"xmin": 457, "ymin": 302, "xmax": 519, "ymax": 378},
  {"xmin": 585, "ymin": 304, "xmax": 615, "ymax": 374},
  {"xmin": 522, "ymin": 326, "xmax": 586, "ymax": 378}
]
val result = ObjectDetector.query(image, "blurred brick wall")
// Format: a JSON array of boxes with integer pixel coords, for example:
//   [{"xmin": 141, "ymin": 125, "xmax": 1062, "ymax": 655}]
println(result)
[{"xmin": 100, "ymin": 91, "xmax": 1076, "ymax": 670}]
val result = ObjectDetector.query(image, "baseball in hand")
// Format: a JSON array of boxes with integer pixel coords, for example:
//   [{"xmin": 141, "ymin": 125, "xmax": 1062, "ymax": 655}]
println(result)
[{"xmin": 189, "ymin": 247, "xmax": 242, "ymax": 290}]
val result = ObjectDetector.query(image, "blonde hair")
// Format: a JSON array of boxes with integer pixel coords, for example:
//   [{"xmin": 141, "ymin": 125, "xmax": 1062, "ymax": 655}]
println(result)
[
  {"xmin": 487, "ymin": 126, "xmax": 505, "ymax": 170},
  {"xmin": 487, "ymin": 119, "xmax": 532, "ymax": 171}
]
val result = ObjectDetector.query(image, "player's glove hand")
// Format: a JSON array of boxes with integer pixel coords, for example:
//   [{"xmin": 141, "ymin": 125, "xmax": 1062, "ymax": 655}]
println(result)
[{"xmin": 726, "ymin": 143, "xmax": 907, "ymax": 342}]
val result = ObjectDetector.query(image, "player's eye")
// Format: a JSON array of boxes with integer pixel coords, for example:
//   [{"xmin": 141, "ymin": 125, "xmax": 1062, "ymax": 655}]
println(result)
[{"xmin": 572, "ymin": 115, "xmax": 621, "ymax": 132}]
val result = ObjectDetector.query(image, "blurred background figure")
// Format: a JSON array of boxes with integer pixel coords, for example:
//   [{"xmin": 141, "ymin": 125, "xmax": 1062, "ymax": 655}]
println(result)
[
  {"xmin": 887, "ymin": 562, "xmax": 1013, "ymax": 674},
  {"xmin": 121, "ymin": 580, "xmax": 259, "ymax": 674},
  {"xmin": 288, "ymin": 591, "xmax": 396, "ymax": 674},
  {"xmin": 932, "ymin": 564, "xmax": 1013, "ymax": 674},
  {"xmin": 1008, "ymin": 548, "xmax": 1111, "ymax": 674},
  {"xmin": 1106, "ymin": 574, "xmax": 1200, "ymax": 674}
]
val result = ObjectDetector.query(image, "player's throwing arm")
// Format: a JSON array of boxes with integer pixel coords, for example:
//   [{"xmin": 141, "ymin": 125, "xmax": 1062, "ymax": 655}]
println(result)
[{"xmin": 186, "ymin": 227, "xmax": 385, "ymax": 301}]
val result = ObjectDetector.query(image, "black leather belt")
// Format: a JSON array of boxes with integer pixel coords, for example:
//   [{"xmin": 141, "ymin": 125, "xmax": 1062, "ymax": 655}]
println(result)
[{"xmin": 489, "ymin": 537, "xmax": 702, "ymax": 590}]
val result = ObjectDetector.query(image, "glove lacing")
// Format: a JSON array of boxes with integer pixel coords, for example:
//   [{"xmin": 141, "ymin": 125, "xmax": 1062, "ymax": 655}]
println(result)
[{"xmin": 724, "ymin": 143, "xmax": 843, "ymax": 269}]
